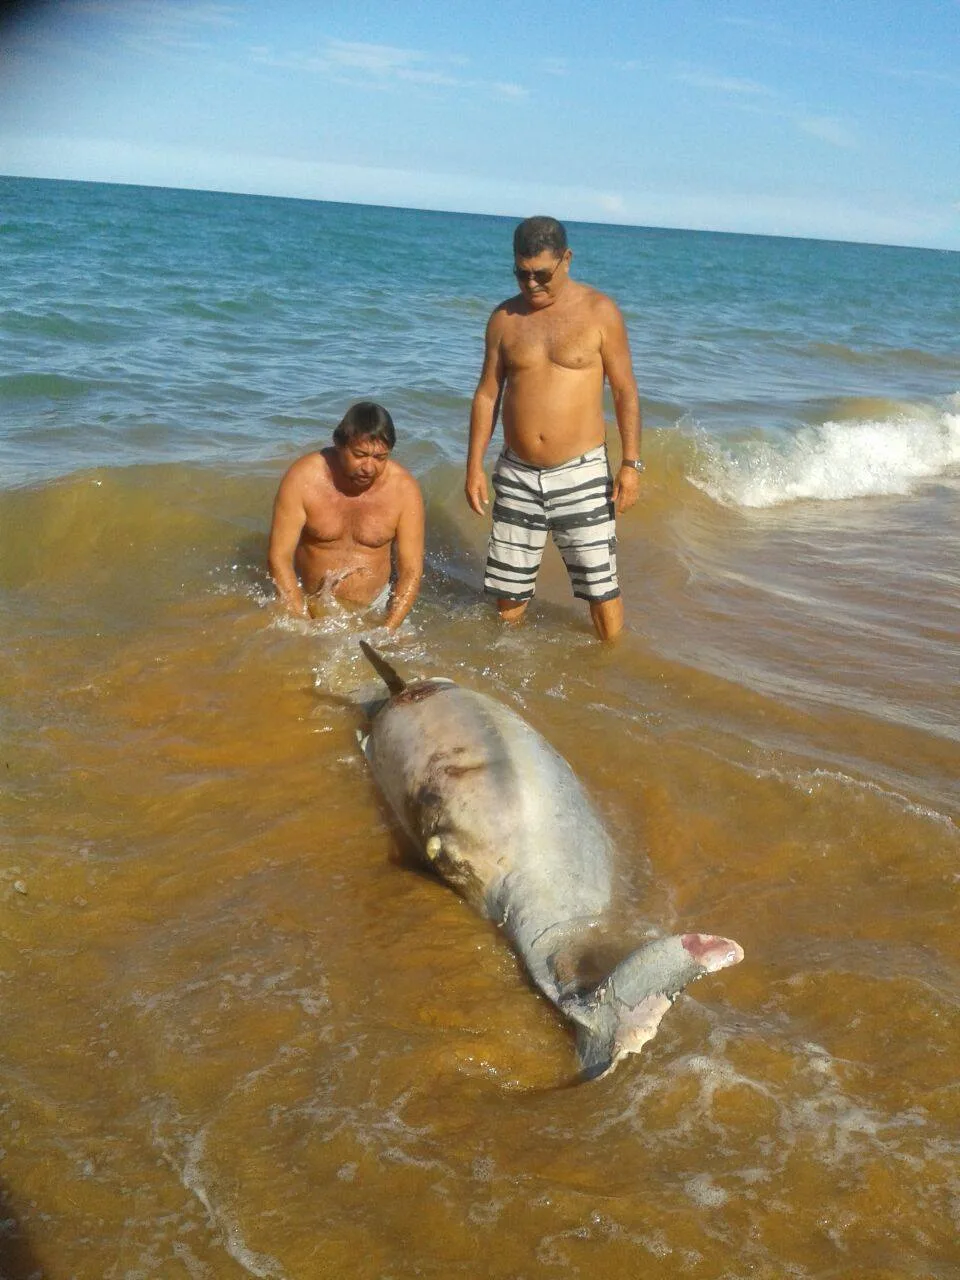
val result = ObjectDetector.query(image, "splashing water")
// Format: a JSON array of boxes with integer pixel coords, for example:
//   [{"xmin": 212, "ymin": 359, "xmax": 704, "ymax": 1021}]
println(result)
[{"xmin": 693, "ymin": 399, "xmax": 960, "ymax": 507}]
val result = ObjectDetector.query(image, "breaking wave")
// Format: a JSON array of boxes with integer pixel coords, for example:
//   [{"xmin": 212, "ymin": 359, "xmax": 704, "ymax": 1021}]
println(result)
[{"xmin": 692, "ymin": 396, "xmax": 960, "ymax": 508}]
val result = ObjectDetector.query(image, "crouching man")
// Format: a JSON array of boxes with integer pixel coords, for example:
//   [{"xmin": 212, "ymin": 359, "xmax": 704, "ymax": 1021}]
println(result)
[{"xmin": 268, "ymin": 401, "xmax": 424, "ymax": 630}]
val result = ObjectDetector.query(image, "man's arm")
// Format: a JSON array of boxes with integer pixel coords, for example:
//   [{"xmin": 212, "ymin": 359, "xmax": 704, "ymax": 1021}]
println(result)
[
  {"xmin": 267, "ymin": 466, "xmax": 308, "ymax": 616},
  {"xmin": 600, "ymin": 301, "xmax": 643, "ymax": 514},
  {"xmin": 465, "ymin": 310, "xmax": 505, "ymax": 515},
  {"xmin": 383, "ymin": 474, "xmax": 425, "ymax": 631}
]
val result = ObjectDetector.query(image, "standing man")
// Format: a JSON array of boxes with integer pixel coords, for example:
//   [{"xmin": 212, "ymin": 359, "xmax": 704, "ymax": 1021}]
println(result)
[
  {"xmin": 465, "ymin": 215, "xmax": 643, "ymax": 641},
  {"xmin": 269, "ymin": 402, "xmax": 424, "ymax": 631}
]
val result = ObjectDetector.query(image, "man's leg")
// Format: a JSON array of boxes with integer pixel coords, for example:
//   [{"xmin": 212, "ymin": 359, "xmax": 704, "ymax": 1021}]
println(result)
[
  {"xmin": 589, "ymin": 595, "xmax": 624, "ymax": 641},
  {"xmin": 497, "ymin": 597, "xmax": 530, "ymax": 625},
  {"xmin": 483, "ymin": 451, "xmax": 547, "ymax": 618},
  {"xmin": 547, "ymin": 447, "xmax": 622, "ymax": 640}
]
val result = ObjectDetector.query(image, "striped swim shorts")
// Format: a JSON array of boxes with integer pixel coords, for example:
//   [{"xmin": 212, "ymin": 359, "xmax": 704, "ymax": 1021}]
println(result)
[{"xmin": 484, "ymin": 445, "xmax": 620, "ymax": 604}]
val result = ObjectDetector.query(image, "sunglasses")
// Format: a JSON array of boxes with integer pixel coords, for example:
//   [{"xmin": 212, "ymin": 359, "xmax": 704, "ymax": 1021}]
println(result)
[{"xmin": 514, "ymin": 255, "xmax": 566, "ymax": 286}]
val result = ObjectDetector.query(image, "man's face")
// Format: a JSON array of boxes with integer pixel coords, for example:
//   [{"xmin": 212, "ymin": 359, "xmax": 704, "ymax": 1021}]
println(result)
[
  {"xmin": 336, "ymin": 435, "xmax": 392, "ymax": 491},
  {"xmin": 513, "ymin": 249, "xmax": 569, "ymax": 308}
]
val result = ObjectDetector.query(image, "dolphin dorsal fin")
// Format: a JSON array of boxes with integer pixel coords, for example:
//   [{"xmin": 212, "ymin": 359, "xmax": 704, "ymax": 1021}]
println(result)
[{"xmin": 359, "ymin": 640, "xmax": 406, "ymax": 694}]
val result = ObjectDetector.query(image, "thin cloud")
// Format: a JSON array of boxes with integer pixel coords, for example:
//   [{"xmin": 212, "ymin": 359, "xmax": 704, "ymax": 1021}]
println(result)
[
  {"xmin": 798, "ymin": 115, "xmax": 856, "ymax": 149},
  {"xmin": 675, "ymin": 69, "xmax": 774, "ymax": 96},
  {"xmin": 595, "ymin": 193, "xmax": 626, "ymax": 215},
  {"xmin": 718, "ymin": 14, "xmax": 839, "ymax": 57},
  {"xmin": 2, "ymin": 0, "xmax": 238, "ymax": 61},
  {"xmin": 252, "ymin": 38, "xmax": 525, "ymax": 102},
  {"xmin": 76, "ymin": 1, "xmax": 239, "ymax": 29},
  {"xmin": 719, "ymin": 16, "xmax": 792, "ymax": 40},
  {"xmin": 12, "ymin": 1, "xmax": 242, "ymax": 62},
  {"xmin": 400, "ymin": 69, "xmax": 463, "ymax": 87},
  {"xmin": 880, "ymin": 64, "xmax": 960, "ymax": 90},
  {"xmin": 492, "ymin": 82, "xmax": 528, "ymax": 100},
  {"xmin": 323, "ymin": 38, "xmax": 432, "ymax": 76},
  {"xmin": 671, "ymin": 60, "xmax": 856, "ymax": 150},
  {"xmin": 250, "ymin": 40, "xmax": 458, "ymax": 84},
  {"xmin": 722, "ymin": 9, "xmax": 959, "ymax": 89}
]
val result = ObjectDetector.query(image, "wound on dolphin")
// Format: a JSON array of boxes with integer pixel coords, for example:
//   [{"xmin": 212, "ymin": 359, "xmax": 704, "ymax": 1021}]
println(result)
[{"xmin": 357, "ymin": 640, "xmax": 744, "ymax": 1081}]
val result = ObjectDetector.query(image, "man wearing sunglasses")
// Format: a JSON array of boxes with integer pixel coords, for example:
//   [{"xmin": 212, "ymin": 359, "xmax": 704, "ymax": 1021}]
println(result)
[{"xmin": 465, "ymin": 215, "xmax": 642, "ymax": 641}]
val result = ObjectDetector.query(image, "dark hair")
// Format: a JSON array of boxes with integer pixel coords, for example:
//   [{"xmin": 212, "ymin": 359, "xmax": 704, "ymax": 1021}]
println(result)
[
  {"xmin": 513, "ymin": 215, "xmax": 568, "ymax": 259},
  {"xmin": 332, "ymin": 401, "xmax": 396, "ymax": 450}
]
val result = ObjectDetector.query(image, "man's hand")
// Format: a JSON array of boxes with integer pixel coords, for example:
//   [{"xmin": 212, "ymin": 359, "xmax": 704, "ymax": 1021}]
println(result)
[
  {"xmin": 276, "ymin": 584, "xmax": 308, "ymax": 618},
  {"xmin": 465, "ymin": 467, "xmax": 490, "ymax": 516},
  {"xmin": 613, "ymin": 464, "xmax": 641, "ymax": 514}
]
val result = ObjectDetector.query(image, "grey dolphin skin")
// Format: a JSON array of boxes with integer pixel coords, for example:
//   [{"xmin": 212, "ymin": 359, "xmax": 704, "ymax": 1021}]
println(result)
[{"xmin": 358, "ymin": 641, "xmax": 744, "ymax": 1081}]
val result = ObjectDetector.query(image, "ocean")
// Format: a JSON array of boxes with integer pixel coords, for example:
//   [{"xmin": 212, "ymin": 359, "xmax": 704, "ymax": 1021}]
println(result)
[{"xmin": 1, "ymin": 174, "xmax": 958, "ymax": 1278}]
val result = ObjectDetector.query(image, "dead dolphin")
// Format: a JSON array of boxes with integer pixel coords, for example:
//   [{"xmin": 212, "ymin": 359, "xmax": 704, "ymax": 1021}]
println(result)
[{"xmin": 357, "ymin": 641, "xmax": 743, "ymax": 1080}]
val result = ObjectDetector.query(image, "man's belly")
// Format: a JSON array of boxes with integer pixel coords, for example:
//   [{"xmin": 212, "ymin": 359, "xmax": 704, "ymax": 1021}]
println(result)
[
  {"xmin": 294, "ymin": 543, "xmax": 391, "ymax": 605},
  {"xmin": 502, "ymin": 381, "xmax": 607, "ymax": 467}
]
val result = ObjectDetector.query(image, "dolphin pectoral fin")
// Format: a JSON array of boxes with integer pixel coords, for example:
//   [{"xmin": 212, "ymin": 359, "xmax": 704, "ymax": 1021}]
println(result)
[
  {"xmin": 356, "ymin": 728, "xmax": 370, "ymax": 756},
  {"xmin": 572, "ymin": 932, "xmax": 744, "ymax": 1082}
]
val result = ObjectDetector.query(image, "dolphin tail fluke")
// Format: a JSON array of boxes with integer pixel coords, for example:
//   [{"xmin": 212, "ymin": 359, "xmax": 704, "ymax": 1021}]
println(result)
[
  {"xmin": 573, "ymin": 932, "xmax": 744, "ymax": 1081},
  {"xmin": 359, "ymin": 640, "xmax": 406, "ymax": 694}
]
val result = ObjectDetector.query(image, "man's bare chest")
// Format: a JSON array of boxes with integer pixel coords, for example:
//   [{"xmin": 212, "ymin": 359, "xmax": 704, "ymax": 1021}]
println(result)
[
  {"xmin": 302, "ymin": 491, "xmax": 396, "ymax": 548},
  {"xmin": 503, "ymin": 313, "xmax": 602, "ymax": 373}
]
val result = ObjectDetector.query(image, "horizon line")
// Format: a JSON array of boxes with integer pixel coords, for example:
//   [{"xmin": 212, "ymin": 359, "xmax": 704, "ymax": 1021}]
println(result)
[{"xmin": 2, "ymin": 170, "xmax": 955, "ymax": 257}]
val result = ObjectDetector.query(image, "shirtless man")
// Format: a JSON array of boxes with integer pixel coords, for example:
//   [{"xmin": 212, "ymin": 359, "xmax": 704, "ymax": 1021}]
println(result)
[
  {"xmin": 268, "ymin": 402, "xmax": 424, "ymax": 630},
  {"xmin": 465, "ymin": 215, "xmax": 643, "ymax": 641}
]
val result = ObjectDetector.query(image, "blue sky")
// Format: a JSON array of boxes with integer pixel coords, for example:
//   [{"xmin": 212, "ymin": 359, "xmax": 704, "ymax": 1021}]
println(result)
[{"xmin": 1, "ymin": 0, "xmax": 958, "ymax": 248}]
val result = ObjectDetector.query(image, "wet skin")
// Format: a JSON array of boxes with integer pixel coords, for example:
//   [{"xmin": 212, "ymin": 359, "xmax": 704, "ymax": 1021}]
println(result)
[
  {"xmin": 465, "ymin": 248, "xmax": 643, "ymax": 640},
  {"xmin": 360, "ymin": 650, "xmax": 744, "ymax": 1080},
  {"xmin": 268, "ymin": 437, "xmax": 424, "ymax": 630}
]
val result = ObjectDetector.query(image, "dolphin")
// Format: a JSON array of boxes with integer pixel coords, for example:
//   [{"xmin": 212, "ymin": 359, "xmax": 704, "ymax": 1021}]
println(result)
[{"xmin": 357, "ymin": 641, "xmax": 744, "ymax": 1081}]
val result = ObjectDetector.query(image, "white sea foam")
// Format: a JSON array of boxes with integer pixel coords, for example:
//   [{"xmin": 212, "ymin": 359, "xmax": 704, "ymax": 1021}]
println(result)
[
  {"xmin": 694, "ymin": 399, "xmax": 960, "ymax": 508},
  {"xmin": 683, "ymin": 1172, "xmax": 729, "ymax": 1207},
  {"xmin": 178, "ymin": 1129, "xmax": 287, "ymax": 1279},
  {"xmin": 705, "ymin": 749, "xmax": 960, "ymax": 832}
]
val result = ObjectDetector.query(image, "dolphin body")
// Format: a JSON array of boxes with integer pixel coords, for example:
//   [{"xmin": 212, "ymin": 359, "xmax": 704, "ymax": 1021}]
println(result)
[{"xmin": 358, "ymin": 642, "xmax": 743, "ymax": 1080}]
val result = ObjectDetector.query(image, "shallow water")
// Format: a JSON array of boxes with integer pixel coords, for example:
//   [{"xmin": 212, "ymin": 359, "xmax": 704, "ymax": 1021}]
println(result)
[
  {"xmin": 1, "ymin": 178, "xmax": 958, "ymax": 1277},
  {"xmin": 2, "ymin": 460, "xmax": 957, "ymax": 1278}
]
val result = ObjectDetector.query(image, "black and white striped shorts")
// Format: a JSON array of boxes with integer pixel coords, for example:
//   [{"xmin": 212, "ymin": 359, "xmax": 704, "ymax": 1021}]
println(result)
[{"xmin": 483, "ymin": 445, "xmax": 620, "ymax": 604}]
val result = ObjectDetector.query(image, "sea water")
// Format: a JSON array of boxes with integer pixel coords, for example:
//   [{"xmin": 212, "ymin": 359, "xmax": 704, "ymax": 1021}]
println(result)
[{"xmin": 1, "ymin": 175, "xmax": 958, "ymax": 1277}]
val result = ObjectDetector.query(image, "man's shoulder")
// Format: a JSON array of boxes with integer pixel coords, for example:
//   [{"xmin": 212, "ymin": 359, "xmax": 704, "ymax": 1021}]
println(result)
[
  {"xmin": 565, "ymin": 283, "xmax": 627, "ymax": 338},
  {"xmin": 280, "ymin": 449, "xmax": 329, "ymax": 487},
  {"xmin": 487, "ymin": 299, "xmax": 511, "ymax": 331},
  {"xmin": 570, "ymin": 280, "xmax": 621, "ymax": 314},
  {"xmin": 385, "ymin": 458, "xmax": 423, "ymax": 492},
  {"xmin": 490, "ymin": 295, "xmax": 531, "ymax": 323}
]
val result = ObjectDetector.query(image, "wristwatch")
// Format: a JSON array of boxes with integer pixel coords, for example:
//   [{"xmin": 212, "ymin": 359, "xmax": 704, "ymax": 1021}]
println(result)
[{"xmin": 621, "ymin": 458, "xmax": 645, "ymax": 472}]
